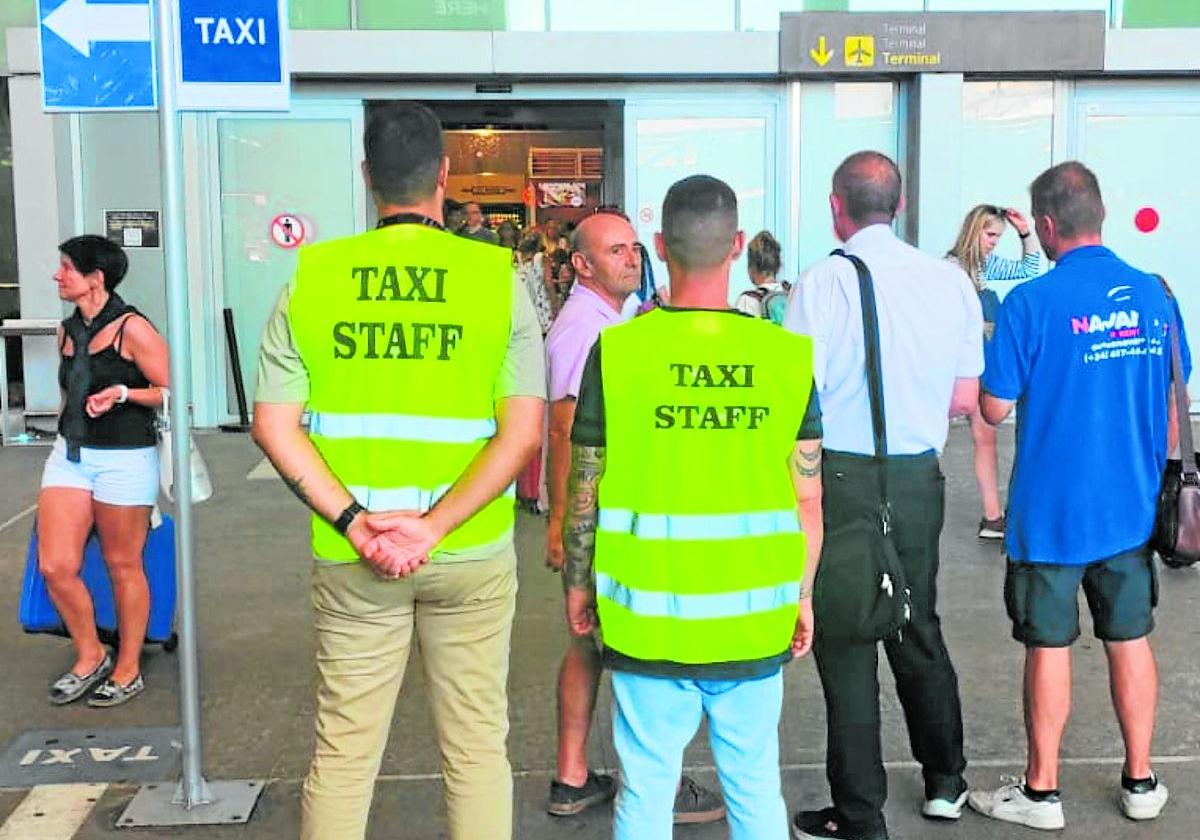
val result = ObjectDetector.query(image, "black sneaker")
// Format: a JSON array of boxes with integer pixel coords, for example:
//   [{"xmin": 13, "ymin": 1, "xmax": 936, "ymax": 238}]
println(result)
[
  {"xmin": 792, "ymin": 808, "xmax": 888, "ymax": 840},
  {"xmin": 674, "ymin": 775, "xmax": 725, "ymax": 825},
  {"xmin": 547, "ymin": 771, "xmax": 615, "ymax": 816}
]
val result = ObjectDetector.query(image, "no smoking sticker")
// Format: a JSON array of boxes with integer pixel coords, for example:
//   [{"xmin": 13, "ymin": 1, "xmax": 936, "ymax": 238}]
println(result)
[{"xmin": 271, "ymin": 214, "xmax": 306, "ymax": 248}]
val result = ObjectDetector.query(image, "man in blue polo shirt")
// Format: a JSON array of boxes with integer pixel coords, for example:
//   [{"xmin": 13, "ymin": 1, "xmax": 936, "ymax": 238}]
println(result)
[{"xmin": 970, "ymin": 161, "xmax": 1188, "ymax": 831}]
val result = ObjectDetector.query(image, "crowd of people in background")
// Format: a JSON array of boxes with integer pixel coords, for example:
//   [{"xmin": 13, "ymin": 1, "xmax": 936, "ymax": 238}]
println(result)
[{"xmin": 445, "ymin": 197, "xmax": 580, "ymax": 326}]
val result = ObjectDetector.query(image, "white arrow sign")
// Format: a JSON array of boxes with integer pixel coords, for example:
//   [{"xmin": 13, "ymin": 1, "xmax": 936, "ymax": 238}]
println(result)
[{"xmin": 43, "ymin": 0, "xmax": 151, "ymax": 59}]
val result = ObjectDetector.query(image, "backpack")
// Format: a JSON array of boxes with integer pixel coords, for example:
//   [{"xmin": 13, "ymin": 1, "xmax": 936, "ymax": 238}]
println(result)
[{"xmin": 745, "ymin": 282, "xmax": 792, "ymax": 325}]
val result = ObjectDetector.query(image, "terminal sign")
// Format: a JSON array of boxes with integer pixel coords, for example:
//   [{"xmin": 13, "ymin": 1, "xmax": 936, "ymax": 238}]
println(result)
[{"xmin": 780, "ymin": 12, "xmax": 1105, "ymax": 76}]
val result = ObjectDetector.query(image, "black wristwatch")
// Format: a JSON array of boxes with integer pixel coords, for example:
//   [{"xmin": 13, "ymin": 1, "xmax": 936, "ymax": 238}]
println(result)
[
  {"xmin": 333, "ymin": 501, "xmax": 366, "ymax": 535},
  {"xmin": 1019, "ymin": 231, "xmax": 1031, "ymax": 240}
]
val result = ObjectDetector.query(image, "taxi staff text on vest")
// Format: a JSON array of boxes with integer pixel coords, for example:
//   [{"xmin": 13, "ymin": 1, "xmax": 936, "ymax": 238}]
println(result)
[
  {"xmin": 331, "ymin": 264, "xmax": 464, "ymax": 361},
  {"xmin": 654, "ymin": 362, "xmax": 770, "ymax": 430}
]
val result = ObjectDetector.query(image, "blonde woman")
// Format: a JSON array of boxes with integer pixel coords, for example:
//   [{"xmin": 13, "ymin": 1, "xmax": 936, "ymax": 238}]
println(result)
[{"xmin": 947, "ymin": 204, "xmax": 1040, "ymax": 539}]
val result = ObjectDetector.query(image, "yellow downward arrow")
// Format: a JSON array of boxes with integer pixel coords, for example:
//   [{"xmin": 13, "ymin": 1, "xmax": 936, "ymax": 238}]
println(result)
[{"xmin": 810, "ymin": 35, "xmax": 834, "ymax": 67}]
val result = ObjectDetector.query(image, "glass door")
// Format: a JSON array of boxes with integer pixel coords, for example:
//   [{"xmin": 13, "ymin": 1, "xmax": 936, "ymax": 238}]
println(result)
[
  {"xmin": 625, "ymin": 95, "xmax": 781, "ymax": 303},
  {"xmin": 1072, "ymin": 83, "xmax": 1200, "ymax": 403},
  {"xmin": 209, "ymin": 102, "xmax": 366, "ymax": 421}
]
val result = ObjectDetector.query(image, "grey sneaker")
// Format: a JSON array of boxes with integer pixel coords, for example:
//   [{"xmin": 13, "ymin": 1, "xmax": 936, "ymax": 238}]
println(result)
[
  {"xmin": 48, "ymin": 653, "xmax": 113, "ymax": 705},
  {"xmin": 968, "ymin": 777, "xmax": 1065, "ymax": 830},
  {"xmin": 1121, "ymin": 774, "xmax": 1168, "ymax": 821},
  {"xmin": 87, "ymin": 673, "xmax": 145, "ymax": 708},
  {"xmin": 674, "ymin": 775, "xmax": 725, "ymax": 825}
]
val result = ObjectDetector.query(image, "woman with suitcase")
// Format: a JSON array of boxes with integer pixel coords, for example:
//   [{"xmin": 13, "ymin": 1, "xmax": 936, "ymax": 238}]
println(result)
[{"xmin": 37, "ymin": 235, "xmax": 168, "ymax": 707}]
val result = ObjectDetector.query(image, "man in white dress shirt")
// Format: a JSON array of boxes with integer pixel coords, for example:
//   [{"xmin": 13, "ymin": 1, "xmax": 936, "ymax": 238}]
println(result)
[{"xmin": 785, "ymin": 151, "xmax": 983, "ymax": 840}]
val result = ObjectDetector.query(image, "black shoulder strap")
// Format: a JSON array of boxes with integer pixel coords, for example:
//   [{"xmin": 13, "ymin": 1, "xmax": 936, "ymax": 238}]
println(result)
[
  {"xmin": 833, "ymin": 249, "xmax": 891, "ymax": 527},
  {"xmin": 832, "ymin": 250, "xmax": 887, "ymax": 459},
  {"xmin": 1159, "ymin": 275, "xmax": 1196, "ymax": 475}
]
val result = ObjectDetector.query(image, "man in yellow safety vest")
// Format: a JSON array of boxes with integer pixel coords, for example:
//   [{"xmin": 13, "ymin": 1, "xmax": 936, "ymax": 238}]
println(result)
[
  {"xmin": 252, "ymin": 102, "xmax": 545, "ymax": 840},
  {"xmin": 563, "ymin": 174, "xmax": 824, "ymax": 839}
]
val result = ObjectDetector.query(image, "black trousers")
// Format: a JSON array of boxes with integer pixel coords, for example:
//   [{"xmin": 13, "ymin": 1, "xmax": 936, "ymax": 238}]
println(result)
[{"xmin": 813, "ymin": 450, "xmax": 967, "ymax": 834}]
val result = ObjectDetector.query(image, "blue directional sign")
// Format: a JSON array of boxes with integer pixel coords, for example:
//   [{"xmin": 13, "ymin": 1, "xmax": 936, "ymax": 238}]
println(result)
[
  {"xmin": 38, "ymin": 0, "xmax": 157, "ymax": 112},
  {"xmin": 175, "ymin": 0, "xmax": 290, "ymax": 111}
]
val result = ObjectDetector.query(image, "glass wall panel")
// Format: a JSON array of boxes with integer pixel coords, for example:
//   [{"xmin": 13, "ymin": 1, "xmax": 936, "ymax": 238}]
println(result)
[
  {"xmin": 217, "ymin": 115, "xmax": 361, "ymax": 408},
  {"xmin": 1124, "ymin": 0, "xmax": 1200, "ymax": 27},
  {"xmin": 1076, "ymin": 101, "xmax": 1200, "ymax": 386},
  {"xmin": 929, "ymin": 0, "xmax": 1107, "ymax": 9},
  {"xmin": 507, "ymin": 0, "xmax": 548, "ymax": 30},
  {"xmin": 796, "ymin": 82, "xmax": 897, "ymax": 270},
  {"xmin": 628, "ymin": 106, "xmax": 775, "ymax": 301},
  {"xmin": 0, "ymin": 79, "xmax": 16, "ymax": 325},
  {"xmin": 80, "ymin": 115, "xmax": 166, "ymax": 332},
  {"xmin": 291, "ymin": 0, "xmax": 351, "ymax": 29},
  {"xmin": 742, "ymin": 0, "xmax": 921, "ymax": 30},
  {"xmin": 958, "ymin": 80, "xmax": 1053, "ymax": 298},
  {"xmin": 359, "ymin": 0, "xmax": 507, "ymax": 30},
  {"xmin": 0, "ymin": 0, "xmax": 36, "ymax": 71},
  {"xmin": 550, "ymin": 0, "xmax": 735, "ymax": 31}
]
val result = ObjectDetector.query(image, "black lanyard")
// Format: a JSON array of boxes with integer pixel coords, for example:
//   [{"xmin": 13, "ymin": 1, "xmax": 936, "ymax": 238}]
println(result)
[{"xmin": 375, "ymin": 212, "xmax": 444, "ymax": 231}]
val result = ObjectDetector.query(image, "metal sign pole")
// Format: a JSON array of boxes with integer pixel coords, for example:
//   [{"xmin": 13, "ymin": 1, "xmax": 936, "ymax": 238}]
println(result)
[
  {"xmin": 152, "ymin": 0, "xmax": 208, "ymax": 809},
  {"xmin": 117, "ymin": 0, "xmax": 264, "ymax": 826}
]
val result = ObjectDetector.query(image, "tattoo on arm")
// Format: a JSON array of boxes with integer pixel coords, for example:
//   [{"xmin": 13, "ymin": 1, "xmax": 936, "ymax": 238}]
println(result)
[
  {"xmin": 792, "ymin": 445, "xmax": 822, "ymax": 479},
  {"xmin": 283, "ymin": 475, "xmax": 316, "ymax": 513},
  {"xmin": 563, "ymin": 445, "xmax": 606, "ymax": 590}
]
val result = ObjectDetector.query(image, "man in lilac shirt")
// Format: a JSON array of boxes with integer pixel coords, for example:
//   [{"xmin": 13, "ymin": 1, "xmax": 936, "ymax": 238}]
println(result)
[{"xmin": 543, "ymin": 211, "xmax": 723, "ymax": 824}]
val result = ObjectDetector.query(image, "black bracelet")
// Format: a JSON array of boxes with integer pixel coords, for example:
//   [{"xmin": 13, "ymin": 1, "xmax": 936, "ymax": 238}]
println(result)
[
  {"xmin": 1019, "ymin": 231, "xmax": 1031, "ymax": 240},
  {"xmin": 333, "ymin": 500, "xmax": 366, "ymax": 535}
]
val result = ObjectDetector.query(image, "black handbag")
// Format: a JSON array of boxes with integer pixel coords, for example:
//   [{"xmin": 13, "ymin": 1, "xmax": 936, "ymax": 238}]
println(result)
[
  {"xmin": 1152, "ymin": 293, "xmax": 1200, "ymax": 569},
  {"xmin": 813, "ymin": 252, "xmax": 913, "ymax": 642}
]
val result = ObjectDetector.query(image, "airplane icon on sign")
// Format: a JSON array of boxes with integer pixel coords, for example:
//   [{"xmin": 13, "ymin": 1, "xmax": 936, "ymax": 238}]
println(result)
[{"xmin": 844, "ymin": 35, "xmax": 875, "ymax": 67}]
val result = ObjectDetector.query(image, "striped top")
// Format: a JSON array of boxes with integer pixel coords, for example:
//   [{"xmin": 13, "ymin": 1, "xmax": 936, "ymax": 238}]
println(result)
[{"xmin": 982, "ymin": 251, "xmax": 1041, "ymax": 284}]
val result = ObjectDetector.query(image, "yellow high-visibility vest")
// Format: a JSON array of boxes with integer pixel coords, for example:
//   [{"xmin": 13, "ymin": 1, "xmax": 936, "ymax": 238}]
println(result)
[
  {"xmin": 595, "ymin": 308, "xmax": 813, "ymax": 663},
  {"xmin": 289, "ymin": 223, "xmax": 514, "ymax": 562}
]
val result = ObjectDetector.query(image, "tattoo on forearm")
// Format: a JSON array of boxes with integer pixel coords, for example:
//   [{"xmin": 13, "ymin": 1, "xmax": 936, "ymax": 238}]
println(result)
[
  {"xmin": 563, "ymin": 445, "xmax": 605, "ymax": 590},
  {"xmin": 793, "ymin": 446, "xmax": 822, "ymax": 479},
  {"xmin": 283, "ymin": 475, "xmax": 316, "ymax": 512}
]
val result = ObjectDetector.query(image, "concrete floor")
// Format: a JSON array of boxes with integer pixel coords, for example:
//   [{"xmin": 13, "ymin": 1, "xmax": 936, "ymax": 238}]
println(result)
[{"xmin": 1, "ymin": 424, "xmax": 1198, "ymax": 838}]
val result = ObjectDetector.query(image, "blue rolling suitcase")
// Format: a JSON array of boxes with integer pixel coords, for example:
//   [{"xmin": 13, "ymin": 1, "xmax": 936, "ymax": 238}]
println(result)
[{"xmin": 19, "ymin": 514, "xmax": 179, "ymax": 652}]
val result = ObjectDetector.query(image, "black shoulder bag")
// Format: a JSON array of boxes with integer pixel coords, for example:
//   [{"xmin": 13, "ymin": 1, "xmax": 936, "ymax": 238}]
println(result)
[
  {"xmin": 813, "ymin": 252, "xmax": 913, "ymax": 642},
  {"xmin": 1152, "ymin": 285, "xmax": 1200, "ymax": 568}
]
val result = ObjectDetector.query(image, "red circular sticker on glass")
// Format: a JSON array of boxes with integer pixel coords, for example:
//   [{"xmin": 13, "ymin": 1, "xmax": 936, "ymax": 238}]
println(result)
[{"xmin": 1134, "ymin": 207, "xmax": 1160, "ymax": 234}]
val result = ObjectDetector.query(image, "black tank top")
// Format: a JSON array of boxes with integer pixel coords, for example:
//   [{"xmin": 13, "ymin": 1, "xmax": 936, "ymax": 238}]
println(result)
[{"xmin": 57, "ymin": 314, "xmax": 158, "ymax": 449}]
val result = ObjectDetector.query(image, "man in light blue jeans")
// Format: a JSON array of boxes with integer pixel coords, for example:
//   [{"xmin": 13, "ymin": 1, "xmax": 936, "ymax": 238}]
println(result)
[
  {"xmin": 611, "ymin": 672, "xmax": 787, "ymax": 837},
  {"xmin": 561, "ymin": 176, "xmax": 825, "ymax": 839}
]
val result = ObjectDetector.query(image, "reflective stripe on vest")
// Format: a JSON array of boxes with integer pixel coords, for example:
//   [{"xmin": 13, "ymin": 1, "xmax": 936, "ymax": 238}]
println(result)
[
  {"xmin": 347, "ymin": 483, "xmax": 515, "ymax": 513},
  {"xmin": 311, "ymin": 412, "xmax": 496, "ymax": 444},
  {"xmin": 597, "ymin": 572, "xmax": 801, "ymax": 621},
  {"xmin": 597, "ymin": 508, "xmax": 799, "ymax": 541}
]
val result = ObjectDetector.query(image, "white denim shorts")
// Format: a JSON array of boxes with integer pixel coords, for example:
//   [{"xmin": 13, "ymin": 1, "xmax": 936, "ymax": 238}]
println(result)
[{"xmin": 41, "ymin": 436, "xmax": 159, "ymax": 507}]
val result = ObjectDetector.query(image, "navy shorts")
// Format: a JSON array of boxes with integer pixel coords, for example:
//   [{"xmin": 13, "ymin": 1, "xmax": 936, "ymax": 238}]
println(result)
[{"xmin": 1004, "ymin": 546, "xmax": 1157, "ymax": 648}]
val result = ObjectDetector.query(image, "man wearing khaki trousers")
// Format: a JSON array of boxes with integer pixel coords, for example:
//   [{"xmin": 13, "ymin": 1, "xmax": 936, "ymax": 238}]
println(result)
[{"xmin": 252, "ymin": 102, "xmax": 544, "ymax": 839}]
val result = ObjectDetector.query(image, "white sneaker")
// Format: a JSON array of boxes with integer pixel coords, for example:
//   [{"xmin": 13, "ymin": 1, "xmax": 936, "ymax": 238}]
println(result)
[
  {"xmin": 922, "ymin": 789, "xmax": 968, "ymax": 820},
  {"xmin": 1121, "ymin": 775, "xmax": 1168, "ymax": 821},
  {"xmin": 968, "ymin": 777, "xmax": 1065, "ymax": 831}
]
